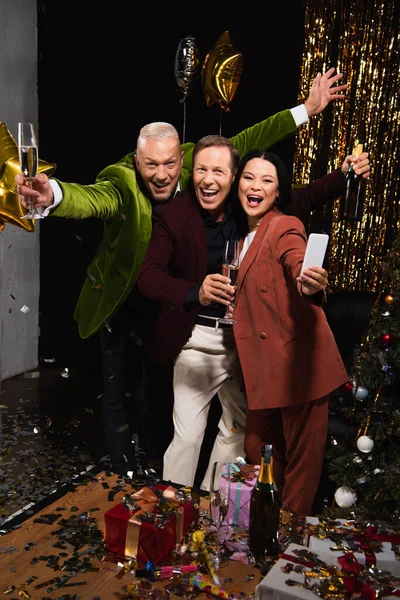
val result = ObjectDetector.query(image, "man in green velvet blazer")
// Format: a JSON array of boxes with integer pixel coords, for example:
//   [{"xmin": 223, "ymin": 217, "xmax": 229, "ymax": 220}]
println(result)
[
  {"xmin": 17, "ymin": 69, "xmax": 346, "ymax": 340},
  {"xmin": 16, "ymin": 68, "xmax": 349, "ymax": 475}
]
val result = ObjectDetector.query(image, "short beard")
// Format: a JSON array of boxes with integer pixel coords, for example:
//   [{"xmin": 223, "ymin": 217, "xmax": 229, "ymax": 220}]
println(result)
[{"xmin": 151, "ymin": 186, "xmax": 178, "ymax": 205}]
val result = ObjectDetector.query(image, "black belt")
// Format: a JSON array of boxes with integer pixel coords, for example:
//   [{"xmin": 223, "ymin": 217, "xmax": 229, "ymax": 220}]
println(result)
[{"xmin": 196, "ymin": 315, "xmax": 232, "ymax": 329}]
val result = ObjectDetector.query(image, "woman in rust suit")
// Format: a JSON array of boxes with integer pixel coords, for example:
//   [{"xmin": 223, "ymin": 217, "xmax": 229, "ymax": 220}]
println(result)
[{"xmin": 232, "ymin": 149, "xmax": 348, "ymax": 516}]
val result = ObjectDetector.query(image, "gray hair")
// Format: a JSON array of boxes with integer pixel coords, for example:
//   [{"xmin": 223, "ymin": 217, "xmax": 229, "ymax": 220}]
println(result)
[
  {"xmin": 193, "ymin": 135, "xmax": 239, "ymax": 174},
  {"xmin": 137, "ymin": 122, "xmax": 180, "ymax": 149}
]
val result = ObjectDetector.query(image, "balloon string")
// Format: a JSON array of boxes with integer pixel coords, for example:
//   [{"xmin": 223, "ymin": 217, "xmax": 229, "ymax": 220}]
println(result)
[
  {"xmin": 219, "ymin": 107, "xmax": 222, "ymax": 136},
  {"xmin": 182, "ymin": 100, "xmax": 187, "ymax": 144},
  {"xmin": 0, "ymin": 232, "xmax": 3, "ymax": 456}
]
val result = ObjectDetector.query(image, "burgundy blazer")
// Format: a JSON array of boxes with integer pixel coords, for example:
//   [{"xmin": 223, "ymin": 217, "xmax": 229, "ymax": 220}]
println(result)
[
  {"xmin": 137, "ymin": 169, "xmax": 346, "ymax": 365},
  {"xmin": 288, "ymin": 168, "xmax": 345, "ymax": 222},
  {"xmin": 137, "ymin": 188, "xmax": 207, "ymax": 364},
  {"xmin": 233, "ymin": 208, "xmax": 348, "ymax": 410}
]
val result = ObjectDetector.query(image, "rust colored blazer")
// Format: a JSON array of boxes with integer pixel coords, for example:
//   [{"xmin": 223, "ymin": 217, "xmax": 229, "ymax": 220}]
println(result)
[{"xmin": 233, "ymin": 208, "xmax": 348, "ymax": 410}]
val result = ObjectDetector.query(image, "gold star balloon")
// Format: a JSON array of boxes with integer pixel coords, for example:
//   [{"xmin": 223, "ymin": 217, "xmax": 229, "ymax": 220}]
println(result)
[
  {"xmin": 201, "ymin": 31, "xmax": 243, "ymax": 112},
  {"xmin": 0, "ymin": 122, "xmax": 56, "ymax": 232}
]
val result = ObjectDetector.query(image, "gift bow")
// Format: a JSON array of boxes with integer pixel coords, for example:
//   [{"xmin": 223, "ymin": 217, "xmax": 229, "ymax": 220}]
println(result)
[
  {"xmin": 352, "ymin": 524, "xmax": 400, "ymax": 571},
  {"xmin": 125, "ymin": 485, "xmax": 184, "ymax": 560},
  {"xmin": 223, "ymin": 463, "xmax": 258, "ymax": 486},
  {"xmin": 337, "ymin": 553, "xmax": 400, "ymax": 599},
  {"xmin": 129, "ymin": 486, "xmax": 159, "ymax": 523},
  {"xmin": 355, "ymin": 524, "xmax": 400, "ymax": 545}
]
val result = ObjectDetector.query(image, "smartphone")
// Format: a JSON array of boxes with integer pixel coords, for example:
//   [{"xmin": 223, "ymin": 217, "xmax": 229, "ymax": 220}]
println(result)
[{"xmin": 300, "ymin": 233, "xmax": 329, "ymax": 275}]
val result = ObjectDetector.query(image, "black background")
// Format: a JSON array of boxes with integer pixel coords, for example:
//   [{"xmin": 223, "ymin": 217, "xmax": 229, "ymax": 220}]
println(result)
[{"xmin": 37, "ymin": 3, "xmax": 306, "ymax": 367}]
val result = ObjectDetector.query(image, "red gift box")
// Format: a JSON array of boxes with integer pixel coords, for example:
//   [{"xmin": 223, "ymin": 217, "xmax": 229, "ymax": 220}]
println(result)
[{"xmin": 104, "ymin": 483, "xmax": 199, "ymax": 566}]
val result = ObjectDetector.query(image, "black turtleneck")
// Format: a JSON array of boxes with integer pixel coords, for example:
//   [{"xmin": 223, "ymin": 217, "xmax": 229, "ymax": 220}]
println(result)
[{"xmin": 184, "ymin": 201, "xmax": 240, "ymax": 319}]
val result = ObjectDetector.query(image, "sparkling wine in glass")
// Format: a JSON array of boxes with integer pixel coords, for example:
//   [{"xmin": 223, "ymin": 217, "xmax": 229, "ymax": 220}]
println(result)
[
  {"xmin": 210, "ymin": 490, "xmax": 229, "ymax": 526},
  {"xmin": 210, "ymin": 461, "xmax": 231, "ymax": 570},
  {"xmin": 218, "ymin": 239, "xmax": 240, "ymax": 325},
  {"xmin": 18, "ymin": 121, "xmax": 43, "ymax": 220}
]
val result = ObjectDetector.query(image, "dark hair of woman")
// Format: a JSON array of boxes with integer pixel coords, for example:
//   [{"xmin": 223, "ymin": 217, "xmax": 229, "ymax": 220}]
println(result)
[{"xmin": 232, "ymin": 149, "xmax": 291, "ymax": 237}]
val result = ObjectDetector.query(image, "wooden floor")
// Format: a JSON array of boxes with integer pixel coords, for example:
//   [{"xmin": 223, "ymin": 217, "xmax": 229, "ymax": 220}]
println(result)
[
  {"xmin": 0, "ymin": 365, "xmax": 222, "ymax": 522},
  {"xmin": 0, "ymin": 471, "xmax": 261, "ymax": 600}
]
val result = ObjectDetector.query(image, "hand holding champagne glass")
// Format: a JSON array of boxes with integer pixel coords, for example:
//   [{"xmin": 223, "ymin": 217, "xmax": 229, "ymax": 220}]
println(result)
[
  {"xmin": 17, "ymin": 121, "xmax": 43, "ymax": 220},
  {"xmin": 218, "ymin": 239, "xmax": 240, "ymax": 325}
]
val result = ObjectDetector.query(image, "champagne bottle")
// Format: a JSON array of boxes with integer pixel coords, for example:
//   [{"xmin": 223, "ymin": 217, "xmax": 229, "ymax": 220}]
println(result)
[
  {"xmin": 248, "ymin": 444, "xmax": 281, "ymax": 558},
  {"xmin": 340, "ymin": 137, "xmax": 365, "ymax": 222}
]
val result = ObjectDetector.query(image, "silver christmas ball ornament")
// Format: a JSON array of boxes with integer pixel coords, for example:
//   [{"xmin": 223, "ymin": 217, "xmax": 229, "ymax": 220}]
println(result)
[
  {"xmin": 352, "ymin": 385, "xmax": 369, "ymax": 400},
  {"xmin": 356, "ymin": 435, "xmax": 374, "ymax": 453},
  {"xmin": 334, "ymin": 486, "xmax": 357, "ymax": 508}
]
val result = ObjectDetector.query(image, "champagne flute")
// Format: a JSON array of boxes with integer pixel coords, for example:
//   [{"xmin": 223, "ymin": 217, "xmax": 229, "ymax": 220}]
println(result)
[
  {"xmin": 218, "ymin": 239, "xmax": 240, "ymax": 325},
  {"xmin": 209, "ymin": 461, "xmax": 231, "ymax": 570},
  {"xmin": 17, "ymin": 122, "xmax": 43, "ymax": 220}
]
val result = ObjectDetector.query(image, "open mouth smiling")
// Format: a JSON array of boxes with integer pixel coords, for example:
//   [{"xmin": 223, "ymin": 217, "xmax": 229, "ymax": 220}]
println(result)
[
  {"xmin": 202, "ymin": 190, "xmax": 217, "ymax": 196},
  {"xmin": 247, "ymin": 194, "xmax": 263, "ymax": 207},
  {"xmin": 201, "ymin": 190, "xmax": 218, "ymax": 200}
]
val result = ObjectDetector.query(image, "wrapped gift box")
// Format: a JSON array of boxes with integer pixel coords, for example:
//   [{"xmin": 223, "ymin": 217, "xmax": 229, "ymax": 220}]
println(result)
[
  {"xmin": 104, "ymin": 483, "xmax": 199, "ymax": 566},
  {"xmin": 257, "ymin": 541, "xmax": 400, "ymax": 600},
  {"xmin": 256, "ymin": 542, "xmax": 342, "ymax": 600},
  {"xmin": 305, "ymin": 516, "xmax": 400, "ymax": 577},
  {"xmin": 219, "ymin": 463, "xmax": 259, "ymax": 529}
]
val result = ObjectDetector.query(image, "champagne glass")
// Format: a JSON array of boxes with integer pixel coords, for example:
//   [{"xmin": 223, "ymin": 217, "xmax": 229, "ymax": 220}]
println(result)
[
  {"xmin": 218, "ymin": 239, "xmax": 240, "ymax": 325},
  {"xmin": 17, "ymin": 122, "xmax": 43, "ymax": 220},
  {"xmin": 209, "ymin": 461, "xmax": 231, "ymax": 570}
]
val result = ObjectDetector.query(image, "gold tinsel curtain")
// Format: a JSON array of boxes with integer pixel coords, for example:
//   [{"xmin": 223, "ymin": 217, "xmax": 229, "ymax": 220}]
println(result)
[{"xmin": 293, "ymin": 0, "xmax": 400, "ymax": 292}]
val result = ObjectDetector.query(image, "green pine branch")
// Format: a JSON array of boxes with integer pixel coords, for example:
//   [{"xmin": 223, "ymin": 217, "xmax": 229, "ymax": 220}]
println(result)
[{"xmin": 325, "ymin": 229, "xmax": 400, "ymax": 524}]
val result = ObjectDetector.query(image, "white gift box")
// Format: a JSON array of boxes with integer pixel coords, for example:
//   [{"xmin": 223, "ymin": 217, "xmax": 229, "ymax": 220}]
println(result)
[
  {"xmin": 256, "ymin": 542, "xmax": 400, "ymax": 600},
  {"xmin": 305, "ymin": 517, "xmax": 400, "ymax": 577},
  {"xmin": 255, "ymin": 542, "xmax": 341, "ymax": 600}
]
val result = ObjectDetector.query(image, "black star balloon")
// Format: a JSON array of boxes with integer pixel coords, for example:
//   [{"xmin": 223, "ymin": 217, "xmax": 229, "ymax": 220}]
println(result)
[{"xmin": 0, "ymin": 122, "xmax": 56, "ymax": 232}]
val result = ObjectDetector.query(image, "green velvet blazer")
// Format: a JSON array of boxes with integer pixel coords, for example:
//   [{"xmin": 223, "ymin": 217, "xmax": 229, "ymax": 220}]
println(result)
[{"xmin": 51, "ymin": 109, "xmax": 296, "ymax": 339}]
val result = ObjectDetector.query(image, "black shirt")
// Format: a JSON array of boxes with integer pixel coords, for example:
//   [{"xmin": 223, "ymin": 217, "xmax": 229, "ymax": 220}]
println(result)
[{"xmin": 184, "ymin": 201, "xmax": 240, "ymax": 319}]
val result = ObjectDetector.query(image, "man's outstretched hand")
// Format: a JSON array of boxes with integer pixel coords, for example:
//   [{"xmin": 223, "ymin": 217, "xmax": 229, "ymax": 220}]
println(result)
[{"xmin": 305, "ymin": 67, "xmax": 348, "ymax": 117}]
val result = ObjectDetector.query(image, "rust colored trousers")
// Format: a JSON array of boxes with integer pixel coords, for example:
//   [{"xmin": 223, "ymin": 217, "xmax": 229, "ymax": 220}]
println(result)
[{"xmin": 244, "ymin": 396, "xmax": 329, "ymax": 516}]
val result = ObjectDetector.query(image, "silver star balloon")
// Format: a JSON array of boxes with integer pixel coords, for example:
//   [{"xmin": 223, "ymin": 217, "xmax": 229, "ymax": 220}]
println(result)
[{"xmin": 174, "ymin": 35, "xmax": 200, "ymax": 104}]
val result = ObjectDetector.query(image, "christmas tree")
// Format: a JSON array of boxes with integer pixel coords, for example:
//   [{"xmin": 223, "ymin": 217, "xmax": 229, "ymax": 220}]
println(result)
[{"xmin": 325, "ymin": 231, "xmax": 400, "ymax": 525}]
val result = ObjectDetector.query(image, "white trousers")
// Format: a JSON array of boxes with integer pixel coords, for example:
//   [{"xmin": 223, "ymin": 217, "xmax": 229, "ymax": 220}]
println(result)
[{"xmin": 162, "ymin": 324, "xmax": 247, "ymax": 491}]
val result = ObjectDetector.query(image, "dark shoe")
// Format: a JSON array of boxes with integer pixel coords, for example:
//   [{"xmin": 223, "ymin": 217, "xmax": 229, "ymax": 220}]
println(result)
[
  {"xmin": 100, "ymin": 454, "xmax": 137, "ymax": 478},
  {"xmin": 143, "ymin": 457, "xmax": 162, "ymax": 473}
]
